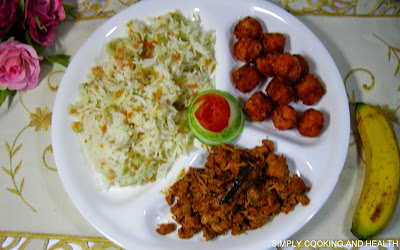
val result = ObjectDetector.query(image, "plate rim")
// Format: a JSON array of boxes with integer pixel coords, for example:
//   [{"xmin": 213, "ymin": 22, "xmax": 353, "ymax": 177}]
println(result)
[{"xmin": 51, "ymin": 0, "xmax": 350, "ymax": 249}]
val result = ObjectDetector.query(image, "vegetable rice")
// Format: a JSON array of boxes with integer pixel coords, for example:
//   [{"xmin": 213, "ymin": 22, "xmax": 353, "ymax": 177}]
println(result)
[{"xmin": 69, "ymin": 11, "xmax": 216, "ymax": 187}]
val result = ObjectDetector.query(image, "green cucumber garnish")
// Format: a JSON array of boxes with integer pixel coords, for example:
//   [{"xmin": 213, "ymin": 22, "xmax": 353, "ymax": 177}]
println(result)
[{"xmin": 187, "ymin": 90, "xmax": 245, "ymax": 146}]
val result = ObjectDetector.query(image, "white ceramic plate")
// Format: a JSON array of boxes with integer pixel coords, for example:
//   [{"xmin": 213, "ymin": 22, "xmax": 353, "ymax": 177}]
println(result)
[{"xmin": 52, "ymin": 0, "xmax": 350, "ymax": 249}]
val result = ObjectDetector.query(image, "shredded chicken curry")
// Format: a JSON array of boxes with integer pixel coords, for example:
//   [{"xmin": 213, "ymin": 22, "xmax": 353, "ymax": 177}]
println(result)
[{"xmin": 156, "ymin": 139, "xmax": 310, "ymax": 240}]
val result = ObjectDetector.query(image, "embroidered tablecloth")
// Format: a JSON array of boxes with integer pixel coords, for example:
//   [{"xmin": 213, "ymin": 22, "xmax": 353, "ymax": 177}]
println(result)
[{"xmin": 1, "ymin": 0, "xmax": 399, "ymax": 249}]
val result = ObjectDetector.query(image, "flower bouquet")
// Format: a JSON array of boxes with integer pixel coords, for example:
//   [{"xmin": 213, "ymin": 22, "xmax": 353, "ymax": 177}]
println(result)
[{"xmin": 0, "ymin": 0, "xmax": 70, "ymax": 107}]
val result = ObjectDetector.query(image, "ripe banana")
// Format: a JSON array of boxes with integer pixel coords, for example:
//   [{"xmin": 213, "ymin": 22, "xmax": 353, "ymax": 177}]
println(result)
[{"xmin": 351, "ymin": 102, "xmax": 400, "ymax": 240}]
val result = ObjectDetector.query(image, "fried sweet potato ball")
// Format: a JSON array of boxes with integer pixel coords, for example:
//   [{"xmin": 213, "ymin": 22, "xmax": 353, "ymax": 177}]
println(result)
[
  {"xmin": 233, "ymin": 37, "xmax": 262, "ymax": 63},
  {"xmin": 298, "ymin": 108, "xmax": 324, "ymax": 137},
  {"xmin": 234, "ymin": 16, "xmax": 263, "ymax": 40},
  {"xmin": 271, "ymin": 104, "xmax": 299, "ymax": 130},
  {"xmin": 244, "ymin": 91, "xmax": 274, "ymax": 121},
  {"xmin": 265, "ymin": 76, "xmax": 295, "ymax": 105},
  {"xmin": 232, "ymin": 64, "xmax": 261, "ymax": 93},
  {"xmin": 256, "ymin": 53, "xmax": 278, "ymax": 77},
  {"xmin": 261, "ymin": 33, "xmax": 286, "ymax": 54},
  {"xmin": 294, "ymin": 73, "xmax": 326, "ymax": 105},
  {"xmin": 293, "ymin": 54, "xmax": 309, "ymax": 79},
  {"xmin": 272, "ymin": 52, "xmax": 301, "ymax": 83}
]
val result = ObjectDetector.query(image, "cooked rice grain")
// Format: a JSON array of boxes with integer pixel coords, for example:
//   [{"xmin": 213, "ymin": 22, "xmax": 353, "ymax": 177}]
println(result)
[{"xmin": 69, "ymin": 11, "xmax": 216, "ymax": 187}]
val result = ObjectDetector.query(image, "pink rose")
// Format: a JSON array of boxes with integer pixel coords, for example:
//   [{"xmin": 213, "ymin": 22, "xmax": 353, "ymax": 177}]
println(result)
[
  {"xmin": 24, "ymin": 0, "xmax": 66, "ymax": 46},
  {"xmin": 0, "ymin": 37, "xmax": 42, "ymax": 90},
  {"xmin": 0, "ymin": 0, "xmax": 19, "ymax": 37}
]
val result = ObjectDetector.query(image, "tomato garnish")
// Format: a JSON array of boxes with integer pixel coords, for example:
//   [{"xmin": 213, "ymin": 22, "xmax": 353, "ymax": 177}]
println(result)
[{"xmin": 194, "ymin": 93, "xmax": 231, "ymax": 133}]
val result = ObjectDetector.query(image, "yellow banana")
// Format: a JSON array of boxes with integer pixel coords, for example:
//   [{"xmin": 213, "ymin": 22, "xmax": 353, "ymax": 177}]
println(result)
[{"xmin": 351, "ymin": 102, "xmax": 400, "ymax": 240}]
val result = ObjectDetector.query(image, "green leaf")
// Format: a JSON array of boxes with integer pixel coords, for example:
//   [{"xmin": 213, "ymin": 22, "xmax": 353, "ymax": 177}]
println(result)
[
  {"xmin": 33, "ymin": 16, "xmax": 47, "ymax": 32},
  {"xmin": 62, "ymin": 3, "xmax": 74, "ymax": 14},
  {"xmin": 0, "ymin": 89, "xmax": 16, "ymax": 108},
  {"xmin": 25, "ymin": 30, "xmax": 45, "ymax": 55},
  {"xmin": 25, "ymin": 30, "xmax": 33, "ymax": 45},
  {"xmin": 43, "ymin": 54, "xmax": 70, "ymax": 67},
  {"xmin": 19, "ymin": 0, "xmax": 24, "ymax": 11}
]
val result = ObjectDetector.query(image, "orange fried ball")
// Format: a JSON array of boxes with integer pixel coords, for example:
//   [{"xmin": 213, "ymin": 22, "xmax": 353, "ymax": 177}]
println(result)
[
  {"xmin": 271, "ymin": 104, "xmax": 299, "ymax": 130},
  {"xmin": 234, "ymin": 16, "xmax": 263, "ymax": 40},
  {"xmin": 232, "ymin": 64, "xmax": 260, "ymax": 93},
  {"xmin": 256, "ymin": 53, "xmax": 278, "ymax": 77},
  {"xmin": 272, "ymin": 52, "xmax": 301, "ymax": 83},
  {"xmin": 265, "ymin": 76, "xmax": 295, "ymax": 105},
  {"xmin": 294, "ymin": 73, "xmax": 326, "ymax": 105},
  {"xmin": 233, "ymin": 37, "xmax": 262, "ymax": 63},
  {"xmin": 294, "ymin": 54, "xmax": 309, "ymax": 79},
  {"xmin": 298, "ymin": 109, "xmax": 324, "ymax": 137},
  {"xmin": 261, "ymin": 33, "xmax": 286, "ymax": 54},
  {"xmin": 244, "ymin": 91, "xmax": 274, "ymax": 121}
]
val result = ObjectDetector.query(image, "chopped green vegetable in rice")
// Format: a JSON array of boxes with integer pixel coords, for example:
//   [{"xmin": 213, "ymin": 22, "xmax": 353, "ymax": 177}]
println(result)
[{"xmin": 69, "ymin": 10, "xmax": 216, "ymax": 187}]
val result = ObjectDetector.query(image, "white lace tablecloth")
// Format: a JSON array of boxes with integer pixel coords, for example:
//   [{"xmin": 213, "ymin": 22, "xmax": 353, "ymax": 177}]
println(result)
[{"xmin": 1, "ymin": 0, "xmax": 399, "ymax": 249}]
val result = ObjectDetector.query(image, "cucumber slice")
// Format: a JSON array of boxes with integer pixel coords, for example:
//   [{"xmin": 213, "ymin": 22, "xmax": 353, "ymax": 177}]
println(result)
[{"xmin": 187, "ymin": 90, "xmax": 245, "ymax": 146}]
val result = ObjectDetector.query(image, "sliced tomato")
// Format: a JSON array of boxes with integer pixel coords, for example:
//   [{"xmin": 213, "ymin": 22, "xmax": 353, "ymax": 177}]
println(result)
[
  {"xmin": 194, "ymin": 93, "xmax": 231, "ymax": 133},
  {"xmin": 187, "ymin": 90, "xmax": 245, "ymax": 146}
]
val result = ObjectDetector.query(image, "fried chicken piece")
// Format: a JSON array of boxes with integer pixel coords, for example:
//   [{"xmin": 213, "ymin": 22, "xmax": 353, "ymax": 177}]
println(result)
[
  {"xmin": 165, "ymin": 194, "xmax": 175, "ymax": 206},
  {"xmin": 249, "ymin": 139, "xmax": 275, "ymax": 162},
  {"xmin": 243, "ymin": 91, "xmax": 273, "ymax": 121},
  {"xmin": 233, "ymin": 37, "xmax": 262, "ymax": 63},
  {"xmin": 273, "ymin": 178, "xmax": 291, "ymax": 201},
  {"xmin": 178, "ymin": 226, "xmax": 197, "ymax": 239},
  {"xmin": 170, "ymin": 197, "xmax": 192, "ymax": 223},
  {"xmin": 162, "ymin": 140, "xmax": 310, "ymax": 241},
  {"xmin": 245, "ymin": 207, "xmax": 270, "ymax": 229},
  {"xmin": 289, "ymin": 174, "xmax": 307, "ymax": 194},
  {"xmin": 234, "ymin": 16, "xmax": 263, "ymax": 40},
  {"xmin": 156, "ymin": 223, "xmax": 177, "ymax": 235},
  {"xmin": 294, "ymin": 73, "xmax": 326, "ymax": 105},
  {"xmin": 256, "ymin": 53, "xmax": 278, "ymax": 77},
  {"xmin": 261, "ymin": 33, "xmax": 286, "ymax": 54},
  {"xmin": 293, "ymin": 54, "xmax": 309, "ymax": 79},
  {"xmin": 271, "ymin": 104, "xmax": 298, "ymax": 130},
  {"xmin": 272, "ymin": 52, "xmax": 301, "ymax": 83},
  {"xmin": 265, "ymin": 76, "xmax": 295, "ymax": 105},
  {"xmin": 265, "ymin": 153, "xmax": 290, "ymax": 178},
  {"xmin": 298, "ymin": 108, "xmax": 324, "ymax": 137},
  {"xmin": 296, "ymin": 193, "xmax": 310, "ymax": 206},
  {"xmin": 232, "ymin": 64, "xmax": 261, "ymax": 93}
]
